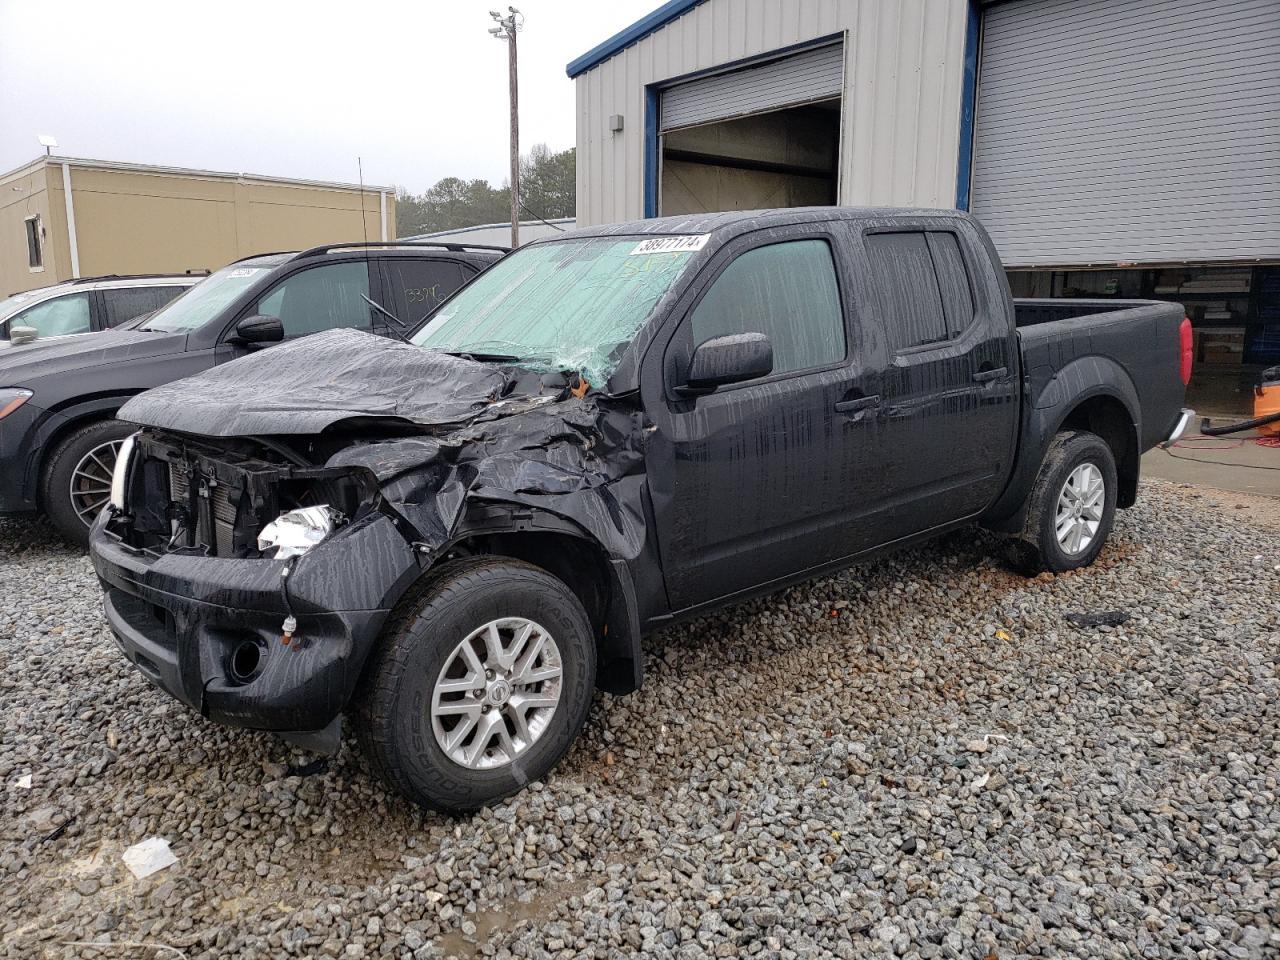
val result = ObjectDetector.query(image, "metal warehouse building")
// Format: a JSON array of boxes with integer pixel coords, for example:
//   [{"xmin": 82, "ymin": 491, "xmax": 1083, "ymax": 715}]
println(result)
[{"xmin": 569, "ymin": 0, "xmax": 1280, "ymax": 367}]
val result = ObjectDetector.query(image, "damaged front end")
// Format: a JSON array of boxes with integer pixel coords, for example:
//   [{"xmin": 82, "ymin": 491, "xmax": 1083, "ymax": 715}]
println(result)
[
  {"xmin": 113, "ymin": 430, "xmax": 387, "ymax": 559},
  {"xmin": 90, "ymin": 329, "xmax": 651, "ymax": 748},
  {"xmin": 92, "ymin": 429, "xmax": 424, "ymax": 748}
]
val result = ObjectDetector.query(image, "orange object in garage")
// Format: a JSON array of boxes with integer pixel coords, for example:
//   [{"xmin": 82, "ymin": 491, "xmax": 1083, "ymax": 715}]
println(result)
[{"xmin": 1257, "ymin": 366, "xmax": 1280, "ymax": 438}]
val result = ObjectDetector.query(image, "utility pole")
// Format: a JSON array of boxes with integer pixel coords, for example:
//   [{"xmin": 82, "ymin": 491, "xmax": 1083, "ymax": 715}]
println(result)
[{"xmin": 490, "ymin": 8, "xmax": 523, "ymax": 248}]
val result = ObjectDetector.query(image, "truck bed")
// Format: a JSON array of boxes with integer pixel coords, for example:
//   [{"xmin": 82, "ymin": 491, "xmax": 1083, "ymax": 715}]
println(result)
[
  {"xmin": 1013, "ymin": 297, "xmax": 1188, "ymax": 453},
  {"xmin": 1013, "ymin": 297, "xmax": 1178, "ymax": 329}
]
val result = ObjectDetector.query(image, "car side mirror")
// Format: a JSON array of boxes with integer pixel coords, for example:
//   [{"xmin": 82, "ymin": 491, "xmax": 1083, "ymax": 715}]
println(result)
[
  {"xmin": 230, "ymin": 314, "xmax": 284, "ymax": 345},
  {"xmin": 677, "ymin": 333, "xmax": 773, "ymax": 396},
  {"xmin": 8, "ymin": 325, "xmax": 38, "ymax": 346}
]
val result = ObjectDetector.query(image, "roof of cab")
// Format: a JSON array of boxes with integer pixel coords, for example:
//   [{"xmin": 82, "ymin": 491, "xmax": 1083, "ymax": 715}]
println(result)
[{"xmin": 555, "ymin": 206, "xmax": 972, "ymax": 241}]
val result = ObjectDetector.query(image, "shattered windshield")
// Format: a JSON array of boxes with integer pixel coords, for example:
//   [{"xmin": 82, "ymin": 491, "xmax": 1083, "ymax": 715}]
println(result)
[{"xmin": 411, "ymin": 235, "xmax": 702, "ymax": 383}]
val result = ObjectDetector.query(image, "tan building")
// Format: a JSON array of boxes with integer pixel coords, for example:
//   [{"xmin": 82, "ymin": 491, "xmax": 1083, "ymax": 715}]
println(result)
[{"xmin": 1, "ymin": 156, "xmax": 396, "ymax": 295}]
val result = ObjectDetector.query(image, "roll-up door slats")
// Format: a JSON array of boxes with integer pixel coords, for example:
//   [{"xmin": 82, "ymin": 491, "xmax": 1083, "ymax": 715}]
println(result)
[
  {"xmin": 970, "ymin": 0, "xmax": 1280, "ymax": 266},
  {"xmin": 660, "ymin": 42, "xmax": 843, "ymax": 132}
]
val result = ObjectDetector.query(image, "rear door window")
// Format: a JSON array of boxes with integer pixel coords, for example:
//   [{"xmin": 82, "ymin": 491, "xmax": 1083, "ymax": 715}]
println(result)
[
  {"xmin": 689, "ymin": 238, "xmax": 845, "ymax": 378},
  {"xmin": 866, "ymin": 232, "xmax": 948, "ymax": 351},
  {"xmin": 383, "ymin": 259, "xmax": 469, "ymax": 325},
  {"xmin": 101, "ymin": 287, "xmax": 173, "ymax": 327},
  {"xmin": 255, "ymin": 262, "xmax": 373, "ymax": 339},
  {"xmin": 10, "ymin": 292, "xmax": 92, "ymax": 338}
]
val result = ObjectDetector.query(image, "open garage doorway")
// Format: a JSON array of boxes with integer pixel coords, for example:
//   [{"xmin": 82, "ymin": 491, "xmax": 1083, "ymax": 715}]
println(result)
[
  {"xmin": 655, "ymin": 40, "xmax": 844, "ymax": 217},
  {"xmin": 660, "ymin": 102, "xmax": 840, "ymax": 215}
]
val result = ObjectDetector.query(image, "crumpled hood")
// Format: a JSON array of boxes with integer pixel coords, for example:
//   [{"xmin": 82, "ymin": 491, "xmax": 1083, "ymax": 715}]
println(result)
[
  {"xmin": 119, "ymin": 328, "xmax": 559, "ymax": 436},
  {"xmin": 0, "ymin": 328, "xmax": 188, "ymax": 385}
]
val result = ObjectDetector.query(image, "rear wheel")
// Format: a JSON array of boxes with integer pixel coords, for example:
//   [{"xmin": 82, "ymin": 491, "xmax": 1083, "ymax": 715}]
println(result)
[
  {"xmin": 354, "ymin": 557, "xmax": 596, "ymax": 814},
  {"xmin": 42, "ymin": 419, "xmax": 135, "ymax": 548},
  {"xmin": 1005, "ymin": 430, "xmax": 1117, "ymax": 576}
]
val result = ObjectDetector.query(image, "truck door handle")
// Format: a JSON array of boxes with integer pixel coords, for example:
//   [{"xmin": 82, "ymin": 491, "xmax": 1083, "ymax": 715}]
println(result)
[
  {"xmin": 972, "ymin": 367, "xmax": 1008, "ymax": 383},
  {"xmin": 834, "ymin": 395, "xmax": 880, "ymax": 414}
]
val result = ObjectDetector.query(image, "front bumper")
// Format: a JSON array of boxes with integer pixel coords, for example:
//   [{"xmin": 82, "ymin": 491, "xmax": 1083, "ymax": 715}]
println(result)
[{"xmin": 89, "ymin": 509, "xmax": 420, "ymax": 733}]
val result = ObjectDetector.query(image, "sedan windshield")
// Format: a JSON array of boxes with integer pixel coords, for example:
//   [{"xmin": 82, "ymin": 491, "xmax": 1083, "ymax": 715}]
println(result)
[
  {"xmin": 412, "ymin": 236, "xmax": 702, "ymax": 383},
  {"xmin": 142, "ymin": 264, "xmax": 270, "ymax": 332}
]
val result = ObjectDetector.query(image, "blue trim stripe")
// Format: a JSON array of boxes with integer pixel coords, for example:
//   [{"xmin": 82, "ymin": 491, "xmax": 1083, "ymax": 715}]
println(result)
[
  {"xmin": 644, "ymin": 86, "xmax": 660, "ymax": 217},
  {"xmin": 566, "ymin": 0, "xmax": 709, "ymax": 78},
  {"xmin": 954, "ymin": 0, "xmax": 981, "ymax": 211}
]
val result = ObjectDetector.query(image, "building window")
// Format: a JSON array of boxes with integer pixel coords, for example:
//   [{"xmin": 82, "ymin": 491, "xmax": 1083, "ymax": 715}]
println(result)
[{"xmin": 25, "ymin": 216, "xmax": 43, "ymax": 270}]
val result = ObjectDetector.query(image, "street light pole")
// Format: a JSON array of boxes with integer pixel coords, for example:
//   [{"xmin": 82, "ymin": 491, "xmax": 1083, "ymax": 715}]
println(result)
[{"xmin": 490, "ymin": 8, "xmax": 523, "ymax": 248}]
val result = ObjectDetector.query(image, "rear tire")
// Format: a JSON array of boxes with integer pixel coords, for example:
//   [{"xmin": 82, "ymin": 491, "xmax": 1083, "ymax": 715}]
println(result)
[
  {"xmin": 42, "ymin": 419, "xmax": 135, "ymax": 548},
  {"xmin": 354, "ymin": 557, "xmax": 596, "ymax": 814},
  {"xmin": 1005, "ymin": 430, "xmax": 1117, "ymax": 576}
]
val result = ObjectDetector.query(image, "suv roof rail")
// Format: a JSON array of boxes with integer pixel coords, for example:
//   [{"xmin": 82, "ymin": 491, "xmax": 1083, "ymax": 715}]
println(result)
[
  {"xmin": 8, "ymin": 272, "xmax": 208, "ymax": 295},
  {"xmin": 230, "ymin": 251, "xmax": 300, "ymax": 264},
  {"xmin": 292, "ymin": 240, "xmax": 511, "ymax": 260},
  {"xmin": 66, "ymin": 271, "xmax": 210, "ymax": 285}
]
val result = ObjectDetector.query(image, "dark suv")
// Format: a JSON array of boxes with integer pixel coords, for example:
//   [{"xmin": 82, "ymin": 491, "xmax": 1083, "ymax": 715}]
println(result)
[{"xmin": 0, "ymin": 241, "xmax": 503, "ymax": 544}]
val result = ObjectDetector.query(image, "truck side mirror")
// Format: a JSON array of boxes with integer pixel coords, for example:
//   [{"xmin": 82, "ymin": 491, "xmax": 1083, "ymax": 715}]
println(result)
[
  {"xmin": 230, "ymin": 314, "xmax": 284, "ymax": 345},
  {"xmin": 8, "ymin": 325, "xmax": 38, "ymax": 346},
  {"xmin": 676, "ymin": 332, "xmax": 773, "ymax": 396}
]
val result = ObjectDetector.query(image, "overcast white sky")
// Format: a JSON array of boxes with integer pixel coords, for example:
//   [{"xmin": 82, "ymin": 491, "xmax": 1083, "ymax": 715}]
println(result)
[{"xmin": 0, "ymin": 0, "xmax": 658, "ymax": 193}]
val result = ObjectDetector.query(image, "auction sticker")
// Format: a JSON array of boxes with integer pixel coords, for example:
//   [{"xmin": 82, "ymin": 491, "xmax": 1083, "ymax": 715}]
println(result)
[
  {"xmin": 630, "ymin": 234, "xmax": 710, "ymax": 255},
  {"xmin": 228, "ymin": 268, "xmax": 263, "ymax": 278}
]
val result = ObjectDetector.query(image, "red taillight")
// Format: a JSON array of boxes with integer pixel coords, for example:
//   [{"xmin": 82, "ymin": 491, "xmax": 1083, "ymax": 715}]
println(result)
[{"xmin": 1179, "ymin": 318, "xmax": 1193, "ymax": 386}]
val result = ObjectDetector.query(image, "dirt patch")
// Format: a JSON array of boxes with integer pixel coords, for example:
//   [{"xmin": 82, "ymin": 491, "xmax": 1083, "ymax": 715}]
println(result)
[{"xmin": 1159, "ymin": 480, "xmax": 1280, "ymax": 530}]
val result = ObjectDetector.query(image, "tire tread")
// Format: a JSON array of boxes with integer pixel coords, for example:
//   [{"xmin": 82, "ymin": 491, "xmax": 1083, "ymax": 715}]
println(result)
[{"xmin": 352, "ymin": 556, "xmax": 595, "ymax": 813}]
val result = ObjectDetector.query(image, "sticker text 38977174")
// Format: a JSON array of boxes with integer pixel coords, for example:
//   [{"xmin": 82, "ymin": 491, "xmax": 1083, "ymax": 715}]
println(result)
[{"xmin": 630, "ymin": 234, "xmax": 711, "ymax": 256}]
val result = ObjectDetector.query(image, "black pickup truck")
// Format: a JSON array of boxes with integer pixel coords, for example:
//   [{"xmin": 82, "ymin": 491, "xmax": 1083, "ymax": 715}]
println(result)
[
  {"xmin": 90, "ymin": 208, "xmax": 1193, "ymax": 813},
  {"xmin": 0, "ymin": 242, "xmax": 502, "ymax": 545}
]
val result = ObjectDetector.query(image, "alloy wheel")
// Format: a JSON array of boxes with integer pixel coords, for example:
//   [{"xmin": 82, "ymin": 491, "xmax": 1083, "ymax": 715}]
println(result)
[
  {"xmin": 430, "ymin": 617, "xmax": 563, "ymax": 770},
  {"xmin": 69, "ymin": 439, "xmax": 123, "ymax": 528},
  {"xmin": 1055, "ymin": 461, "xmax": 1104, "ymax": 554}
]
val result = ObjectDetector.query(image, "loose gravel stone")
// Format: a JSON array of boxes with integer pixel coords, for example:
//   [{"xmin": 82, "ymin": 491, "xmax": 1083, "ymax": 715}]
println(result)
[{"xmin": 1, "ymin": 480, "xmax": 1277, "ymax": 959}]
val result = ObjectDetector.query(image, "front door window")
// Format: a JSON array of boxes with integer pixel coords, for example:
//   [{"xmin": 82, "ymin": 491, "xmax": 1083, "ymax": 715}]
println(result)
[
  {"xmin": 256, "ymin": 262, "xmax": 373, "ymax": 339},
  {"xmin": 11, "ymin": 293, "xmax": 91, "ymax": 338}
]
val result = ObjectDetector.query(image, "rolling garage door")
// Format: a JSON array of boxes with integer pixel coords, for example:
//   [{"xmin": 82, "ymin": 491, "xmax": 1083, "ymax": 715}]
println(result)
[
  {"xmin": 970, "ymin": 0, "xmax": 1280, "ymax": 266},
  {"xmin": 660, "ymin": 42, "xmax": 844, "ymax": 132}
]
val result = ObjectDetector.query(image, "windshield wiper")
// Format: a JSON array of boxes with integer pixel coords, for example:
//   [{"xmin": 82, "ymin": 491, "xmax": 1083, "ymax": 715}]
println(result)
[
  {"xmin": 360, "ymin": 295, "xmax": 414, "ymax": 344},
  {"xmin": 362, "ymin": 294, "xmax": 406, "ymax": 327},
  {"xmin": 443, "ymin": 350, "xmax": 522, "ymax": 363}
]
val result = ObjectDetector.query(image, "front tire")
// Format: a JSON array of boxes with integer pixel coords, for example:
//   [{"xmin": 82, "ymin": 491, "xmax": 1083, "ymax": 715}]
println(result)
[
  {"xmin": 1005, "ymin": 430, "xmax": 1118, "ymax": 576},
  {"xmin": 42, "ymin": 419, "xmax": 135, "ymax": 548},
  {"xmin": 354, "ymin": 557, "xmax": 597, "ymax": 814}
]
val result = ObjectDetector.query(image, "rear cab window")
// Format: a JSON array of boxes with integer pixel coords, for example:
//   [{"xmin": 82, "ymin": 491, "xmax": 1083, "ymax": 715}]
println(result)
[{"xmin": 866, "ymin": 229, "xmax": 977, "ymax": 351}]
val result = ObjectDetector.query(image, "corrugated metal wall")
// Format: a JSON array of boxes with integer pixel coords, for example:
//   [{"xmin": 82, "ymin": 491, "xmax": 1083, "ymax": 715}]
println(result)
[
  {"xmin": 971, "ymin": 0, "xmax": 1280, "ymax": 266},
  {"xmin": 574, "ymin": 0, "xmax": 970, "ymax": 226}
]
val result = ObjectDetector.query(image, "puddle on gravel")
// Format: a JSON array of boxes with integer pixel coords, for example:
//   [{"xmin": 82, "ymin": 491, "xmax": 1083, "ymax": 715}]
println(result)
[{"xmin": 435, "ymin": 874, "xmax": 594, "ymax": 959}]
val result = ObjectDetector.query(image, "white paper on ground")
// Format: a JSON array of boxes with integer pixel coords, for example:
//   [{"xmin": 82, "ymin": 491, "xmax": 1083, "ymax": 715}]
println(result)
[
  {"xmin": 122, "ymin": 837, "xmax": 179, "ymax": 879},
  {"xmin": 13, "ymin": 774, "xmax": 32, "ymax": 789}
]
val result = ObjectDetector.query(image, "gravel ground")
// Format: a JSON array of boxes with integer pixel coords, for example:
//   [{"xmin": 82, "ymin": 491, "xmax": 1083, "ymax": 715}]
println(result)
[{"xmin": 2, "ymin": 480, "xmax": 1277, "ymax": 960}]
